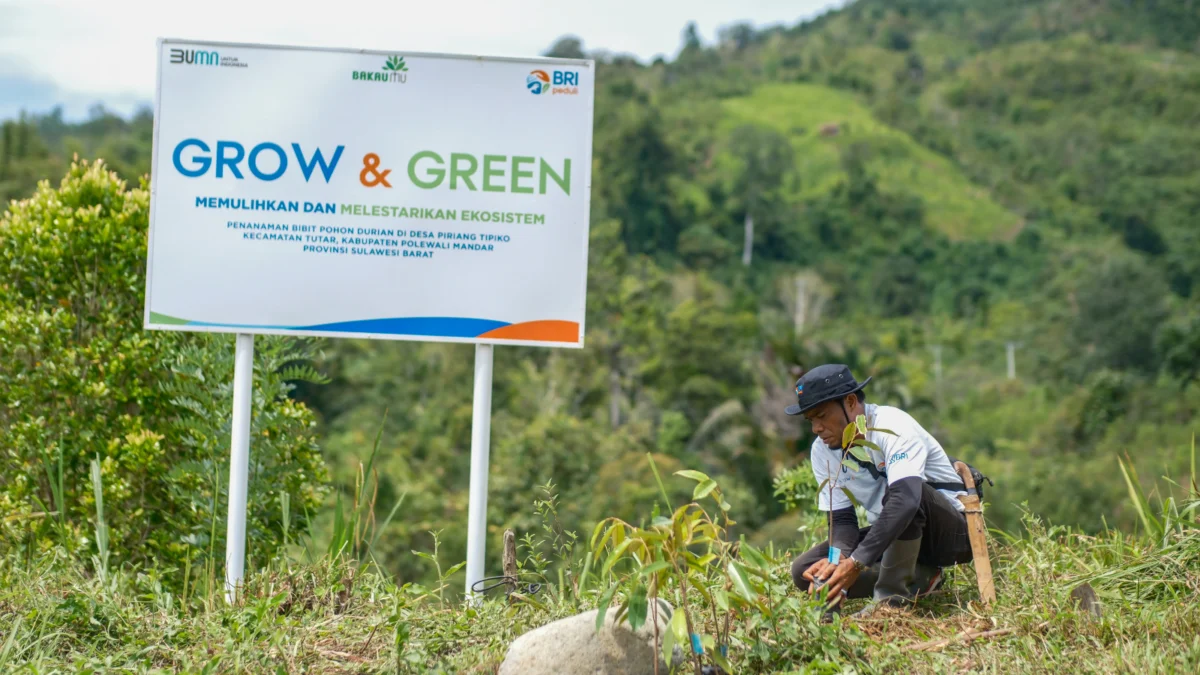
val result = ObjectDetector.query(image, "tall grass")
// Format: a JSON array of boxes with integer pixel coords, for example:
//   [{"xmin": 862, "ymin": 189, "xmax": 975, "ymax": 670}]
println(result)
[
  {"xmin": 324, "ymin": 411, "xmax": 407, "ymax": 568},
  {"xmin": 37, "ymin": 444, "xmax": 66, "ymax": 531},
  {"xmin": 89, "ymin": 456, "xmax": 109, "ymax": 586},
  {"xmin": 1117, "ymin": 433, "xmax": 1199, "ymax": 545}
]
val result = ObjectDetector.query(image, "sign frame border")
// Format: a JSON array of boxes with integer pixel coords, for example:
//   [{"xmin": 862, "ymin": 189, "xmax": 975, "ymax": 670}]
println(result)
[{"xmin": 144, "ymin": 37, "xmax": 595, "ymax": 349}]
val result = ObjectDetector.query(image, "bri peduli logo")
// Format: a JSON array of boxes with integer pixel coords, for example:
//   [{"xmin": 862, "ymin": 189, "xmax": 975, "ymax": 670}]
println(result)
[
  {"xmin": 525, "ymin": 69, "xmax": 580, "ymax": 96},
  {"xmin": 353, "ymin": 55, "xmax": 409, "ymax": 84}
]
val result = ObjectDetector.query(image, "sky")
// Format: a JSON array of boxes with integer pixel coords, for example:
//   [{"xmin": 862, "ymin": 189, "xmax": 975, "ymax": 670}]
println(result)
[{"xmin": 0, "ymin": 0, "xmax": 846, "ymax": 122}]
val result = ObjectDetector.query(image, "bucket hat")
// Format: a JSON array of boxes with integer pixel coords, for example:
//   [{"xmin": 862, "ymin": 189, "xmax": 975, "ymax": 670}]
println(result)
[{"xmin": 785, "ymin": 364, "xmax": 871, "ymax": 416}]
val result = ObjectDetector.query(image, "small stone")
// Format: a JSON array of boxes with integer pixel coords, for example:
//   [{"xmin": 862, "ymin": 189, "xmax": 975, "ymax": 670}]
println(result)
[
  {"xmin": 498, "ymin": 599, "xmax": 686, "ymax": 675},
  {"xmin": 1070, "ymin": 582, "xmax": 1102, "ymax": 618}
]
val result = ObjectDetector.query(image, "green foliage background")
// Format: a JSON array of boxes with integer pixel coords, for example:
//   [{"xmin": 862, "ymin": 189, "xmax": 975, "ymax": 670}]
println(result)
[
  {"xmin": 0, "ymin": 162, "xmax": 329, "ymax": 569},
  {"xmin": 2, "ymin": 0, "xmax": 1199, "ymax": 591}
]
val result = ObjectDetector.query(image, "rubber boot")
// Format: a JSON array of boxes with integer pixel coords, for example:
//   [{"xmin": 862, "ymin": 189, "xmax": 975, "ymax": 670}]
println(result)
[
  {"xmin": 910, "ymin": 564, "xmax": 943, "ymax": 597},
  {"xmin": 852, "ymin": 537, "xmax": 921, "ymax": 618}
]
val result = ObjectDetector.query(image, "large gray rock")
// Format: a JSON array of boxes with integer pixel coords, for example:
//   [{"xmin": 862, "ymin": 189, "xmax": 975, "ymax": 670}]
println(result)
[{"xmin": 499, "ymin": 599, "xmax": 687, "ymax": 675}]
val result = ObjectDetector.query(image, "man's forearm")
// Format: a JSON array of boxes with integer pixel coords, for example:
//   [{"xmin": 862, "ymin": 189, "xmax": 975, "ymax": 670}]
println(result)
[
  {"xmin": 829, "ymin": 507, "xmax": 861, "ymax": 556},
  {"xmin": 851, "ymin": 477, "xmax": 922, "ymax": 564}
]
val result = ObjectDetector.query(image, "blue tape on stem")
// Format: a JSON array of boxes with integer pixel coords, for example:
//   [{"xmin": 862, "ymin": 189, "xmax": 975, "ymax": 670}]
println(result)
[
  {"xmin": 828, "ymin": 546, "xmax": 841, "ymax": 565},
  {"xmin": 719, "ymin": 645, "xmax": 728, "ymax": 657},
  {"xmin": 690, "ymin": 633, "xmax": 703, "ymax": 655}
]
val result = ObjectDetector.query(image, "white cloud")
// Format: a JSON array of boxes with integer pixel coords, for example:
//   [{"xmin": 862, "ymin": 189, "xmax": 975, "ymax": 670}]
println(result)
[{"xmin": 1, "ymin": 0, "xmax": 845, "ymax": 119}]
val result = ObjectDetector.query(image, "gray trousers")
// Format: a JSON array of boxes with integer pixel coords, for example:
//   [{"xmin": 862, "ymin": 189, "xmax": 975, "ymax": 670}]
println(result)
[{"xmin": 789, "ymin": 481, "xmax": 973, "ymax": 596}]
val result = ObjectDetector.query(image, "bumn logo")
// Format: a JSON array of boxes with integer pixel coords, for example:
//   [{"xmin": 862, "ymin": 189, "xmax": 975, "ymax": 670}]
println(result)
[{"xmin": 170, "ymin": 48, "xmax": 219, "ymax": 66}]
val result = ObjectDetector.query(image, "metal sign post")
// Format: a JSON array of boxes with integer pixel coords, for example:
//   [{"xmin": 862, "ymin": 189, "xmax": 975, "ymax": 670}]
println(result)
[
  {"xmin": 464, "ymin": 344, "xmax": 495, "ymax": 602},
  {"xmin": 224, "ymin": 333, "xmax": 254, "ymax": 603}
]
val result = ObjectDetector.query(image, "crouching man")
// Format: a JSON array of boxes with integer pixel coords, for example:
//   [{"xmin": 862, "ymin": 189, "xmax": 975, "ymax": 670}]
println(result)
[{"xmin": 785, "ymin": 364, "xmax": 973, "ymax": 619}]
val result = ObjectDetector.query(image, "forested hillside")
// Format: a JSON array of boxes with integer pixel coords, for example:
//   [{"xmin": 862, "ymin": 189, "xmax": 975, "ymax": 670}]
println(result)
[{"xmin": 3, "ymin": 0, "xmax": 1198, "ymax": 590}]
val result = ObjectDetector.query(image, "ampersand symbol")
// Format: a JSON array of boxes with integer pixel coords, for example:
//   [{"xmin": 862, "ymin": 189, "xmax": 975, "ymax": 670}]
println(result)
[{"xmin": 360, "ymin": 153, "xmax": 392, "ymax": 188}]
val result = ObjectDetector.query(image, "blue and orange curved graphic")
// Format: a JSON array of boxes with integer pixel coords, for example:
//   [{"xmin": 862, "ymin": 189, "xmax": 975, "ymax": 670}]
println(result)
[
  {"xmin": 526, "ymin": 70, "xmax": 550, "ymax": 95},
  {"xmin": 148, "ymin": 312, "xmax": 579, "ymax": 343}
]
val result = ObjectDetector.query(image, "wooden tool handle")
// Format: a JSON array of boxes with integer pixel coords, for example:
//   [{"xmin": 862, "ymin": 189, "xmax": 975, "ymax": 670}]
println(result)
[
  {"xmin": 953, "ymin": 461, "xmax": 996, "ymax": 605},
  {"xmin": 954, "ymin": 461, "xmax": 976, "ymax": 490}
]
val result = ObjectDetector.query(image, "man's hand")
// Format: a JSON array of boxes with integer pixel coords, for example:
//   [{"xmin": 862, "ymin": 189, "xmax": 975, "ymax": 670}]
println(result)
[
  {"xmin": 802, "ymin": 560, "xmax": 834, "ymax": 593},
  {"xmin": 822, "ymin": 557, "xmax": 862, "ymax": 602}
]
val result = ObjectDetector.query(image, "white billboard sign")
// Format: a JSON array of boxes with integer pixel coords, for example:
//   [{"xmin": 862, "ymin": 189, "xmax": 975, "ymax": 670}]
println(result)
[{"xmin": 146, "ymin": 40, "xmax": 594, "ymax": 348}]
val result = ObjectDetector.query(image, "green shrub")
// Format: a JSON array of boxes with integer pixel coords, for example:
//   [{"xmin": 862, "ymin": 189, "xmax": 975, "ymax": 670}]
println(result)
[{"xmin": 0, "ymin": 160, "xmax": 329, "ymax": 574}]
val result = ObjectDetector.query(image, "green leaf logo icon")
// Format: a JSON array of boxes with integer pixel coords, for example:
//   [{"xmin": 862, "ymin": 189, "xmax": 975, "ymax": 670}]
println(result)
[{"xmin": 383, "ymin": 55, "xmax": 408, "ymax": 72}]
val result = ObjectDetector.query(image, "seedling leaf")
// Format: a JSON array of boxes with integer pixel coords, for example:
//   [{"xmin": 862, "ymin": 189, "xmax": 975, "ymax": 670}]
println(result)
[
  {"xmin": 847, "ymin": 445, "xmax": 873, "ymax": 463},
  {"xmin": 675, "ymin": 470, "xmax": 711, "ymax": 483},
  {"xmin": 627, "ymin": 583, "xmax": 648, "ymax": 630},
  {"xmin": 604, "ymin": 538, "xmax": 637, "ymax": 574},
  {"xmin": 840, "ymin": 487, "xmax": 864, "ymax": 509},
  {"xmin": 595, "ymin": 584, "xmax": 617, "ymax": 631},
  {"xmin": 639, "ymin": 561, "xmax": 672, "ymax": 577},
  {"xmin": 841, "ymin": 423, "xmax": 858, "ymax": 451},
  {"xmin": 740, "ymin": 542, "xmax": 771, "ymax": 572},
  {"xmin": 670, "ymin": 608, "xmax": 689, "ymax": 645},
  {"xmin": 693, "ymin": 479, "xmax": 718, "ymax": 500},
  {"xmin": 728, "ymin": 560, "xmax": 756, "ymax": 602}
]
